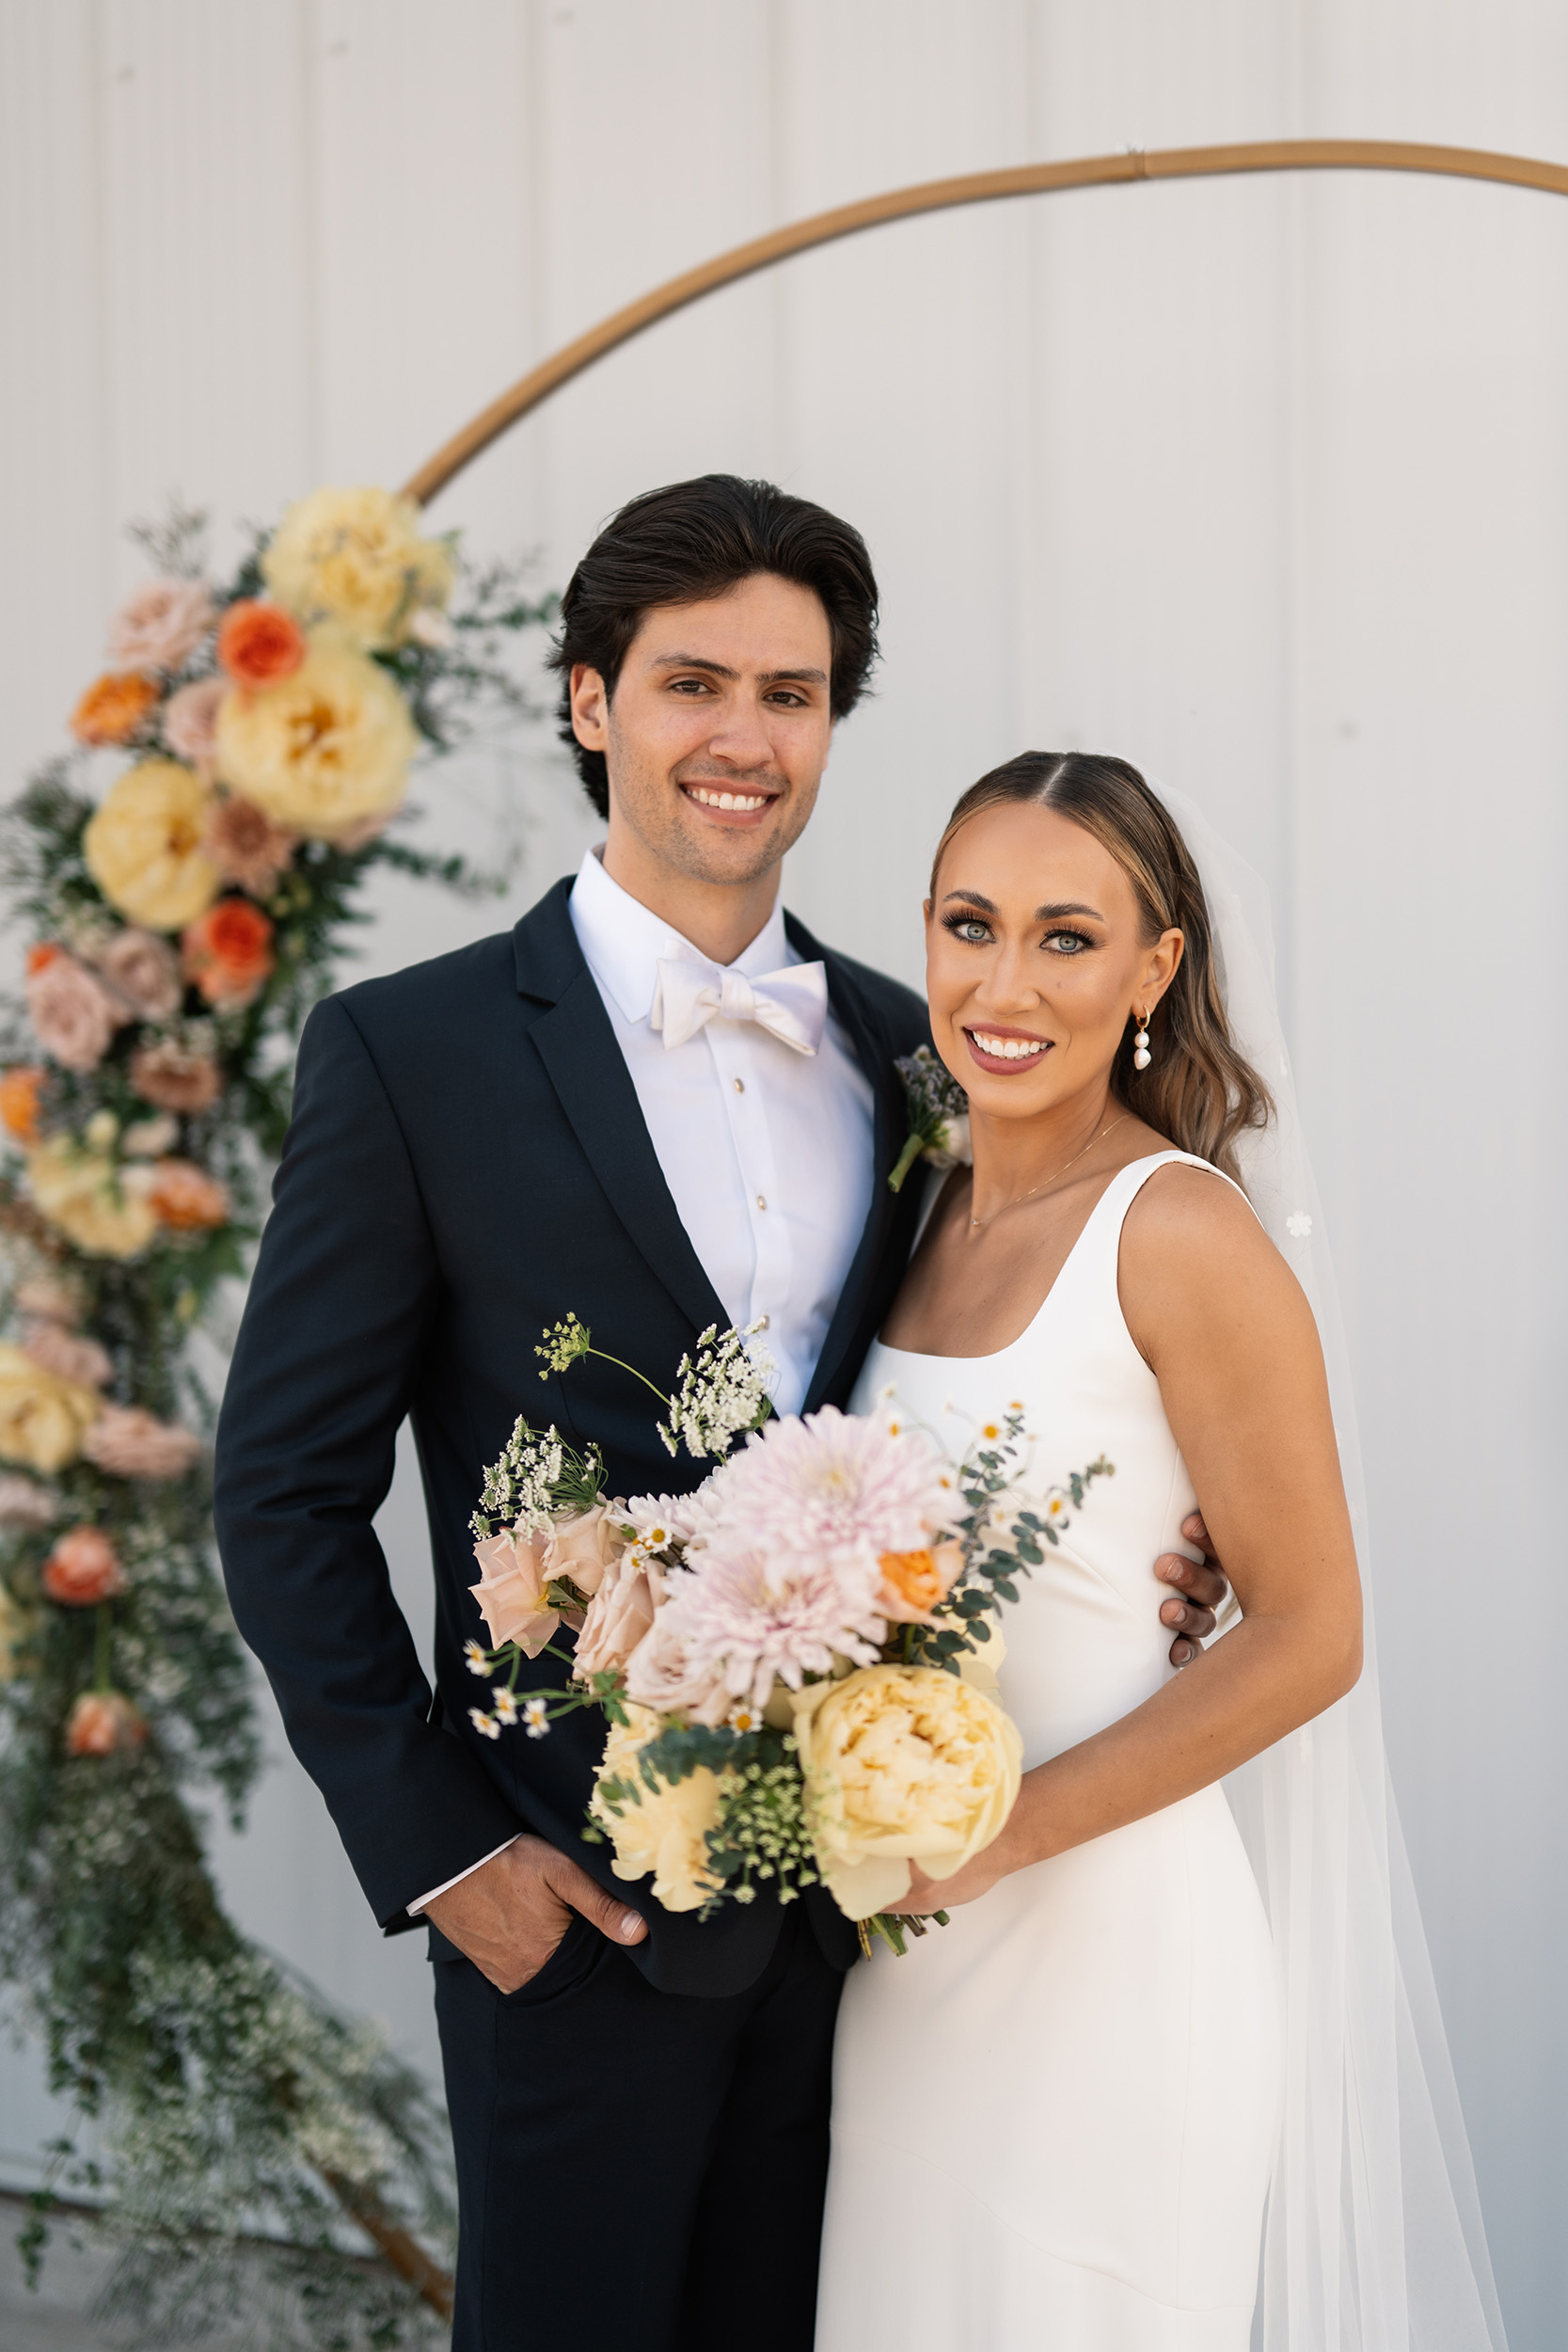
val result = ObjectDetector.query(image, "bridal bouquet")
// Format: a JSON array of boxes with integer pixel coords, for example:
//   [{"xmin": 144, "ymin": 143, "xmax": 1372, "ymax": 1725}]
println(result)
[{"xmin": 467, "ymin": 1317, "xmax": 1109, "ymax": 1952}]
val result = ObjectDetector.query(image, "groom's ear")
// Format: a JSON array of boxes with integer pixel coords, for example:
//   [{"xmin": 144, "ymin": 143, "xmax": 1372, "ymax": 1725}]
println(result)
[{"xmin": 570, "ymin": 662, "xmax": 610, "ymax": 751}]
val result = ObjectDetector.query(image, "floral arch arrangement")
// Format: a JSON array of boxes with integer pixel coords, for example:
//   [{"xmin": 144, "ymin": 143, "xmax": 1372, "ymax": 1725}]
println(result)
[{"xmin": 0, "ymin": 486, "xmax": 553, "ymax": 2343}]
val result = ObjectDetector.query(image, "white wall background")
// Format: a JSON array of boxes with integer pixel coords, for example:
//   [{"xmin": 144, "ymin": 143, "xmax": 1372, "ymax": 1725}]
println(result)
[{"xmin": 1, "ymin": 3, "xmax": 1564, "ymax": 2344}]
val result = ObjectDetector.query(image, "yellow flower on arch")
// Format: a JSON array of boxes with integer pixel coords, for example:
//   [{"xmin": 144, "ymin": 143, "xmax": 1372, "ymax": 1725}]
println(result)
[
  {"xmin": 0, "ymin": 1342, "xmax": 100, "ymax": 1474},
  {"xmin": 214, "ymin": 636, "xmax": 419, "ymax": 840},
  {"xmin": 84, "ymin": 760, "xmax": 221, "ymax": 932},
  {"xmin": 261, "ymin": 485, "xmax": 454, "ymax": 652},
  {"xmin": 26, "ymin": 1136, "xmax": 159, "ymax": 1261}
]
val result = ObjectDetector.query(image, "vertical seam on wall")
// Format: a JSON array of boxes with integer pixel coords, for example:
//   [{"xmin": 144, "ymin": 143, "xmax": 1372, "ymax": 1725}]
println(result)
[
  {"xmin": 87, "ymin": 0, "xmax": 111, "ymax": 624},
  {"xmin": 767, "ymin": 0, "xmax": 790, "ymax": 482},
  {"xmin": 297, "ymin": 0, "xmax": 323, "ymax": 482}
]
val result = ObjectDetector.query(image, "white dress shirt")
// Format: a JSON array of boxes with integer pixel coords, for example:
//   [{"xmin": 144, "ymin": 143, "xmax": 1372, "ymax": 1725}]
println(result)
[
  {"xmin": 565, "ymin": 845, "xmax": 875, "ymax": 1418},
  {"xmin": 409, "ymin": 850, "xmax": 877, "ymax": 1918}
]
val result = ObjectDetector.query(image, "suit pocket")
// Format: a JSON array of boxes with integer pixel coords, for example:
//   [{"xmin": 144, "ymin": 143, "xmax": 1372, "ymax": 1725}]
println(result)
[{"xmin": 497, "ymin": 1911, "xmax": 605, "ymax": 2008}]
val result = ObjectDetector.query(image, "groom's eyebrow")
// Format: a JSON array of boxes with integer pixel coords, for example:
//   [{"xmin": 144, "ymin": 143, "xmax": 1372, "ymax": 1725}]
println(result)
[{"xmin": 648, "ymin": 653, "xmax": 830, "ymax": 686}]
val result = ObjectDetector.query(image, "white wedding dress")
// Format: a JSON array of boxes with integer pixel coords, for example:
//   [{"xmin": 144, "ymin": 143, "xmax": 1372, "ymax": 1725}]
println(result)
[{"xmin": 816, "ymin": 1151, "xmax": 1283, "ymax": 2352}]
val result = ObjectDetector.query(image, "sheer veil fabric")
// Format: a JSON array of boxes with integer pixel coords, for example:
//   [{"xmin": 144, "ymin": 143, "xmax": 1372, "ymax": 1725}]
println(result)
[{"xmin": 1154, "ymin": 786, "xmax": 1507, "ymax": 2352}]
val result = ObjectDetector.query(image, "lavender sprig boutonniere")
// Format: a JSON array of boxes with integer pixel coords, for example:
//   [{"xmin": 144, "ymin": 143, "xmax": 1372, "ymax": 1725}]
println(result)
[{"xmin": 888, "ymin": 1045, "xmax": 973, "ymax": 1193}]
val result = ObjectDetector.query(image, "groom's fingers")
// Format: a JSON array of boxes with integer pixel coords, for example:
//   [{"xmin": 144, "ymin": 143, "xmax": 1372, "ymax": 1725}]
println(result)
[
  {"xmin": 1154, "ymin": 1547, "xmax": 1227, "ymax": 1663},
  {"xmin": 543, "ymin": 1850, "xmax": 649, "ymax": 1947}
]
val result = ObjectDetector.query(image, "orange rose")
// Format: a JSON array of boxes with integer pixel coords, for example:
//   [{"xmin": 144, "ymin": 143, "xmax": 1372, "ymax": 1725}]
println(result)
[
  {"xmin": 71, "ymin": 672, "xmax": 161, "ymax": 745},
  {"xmin": 0, "ymin": 1066, "xmax": 44, "ymax": 1145},
  {"xmin": 42, "ymin": 1525, "xmax": 126, "ymax": 1606},
  {"xmin": 66, "ymin": 1690, "xmax": 148, "ymax": 1756},
  {"xmin": 877, "ymin": 1541, "xmax": 965, "ymax": 1625},
  {"xmin": 147, "ymin": 1158, "xmax": 229, "ymax": 1232},
  {"xmin": 182, "ymin": 898, "xmax": 275, "ymax": 1008},
  {"xmin": 217, "ymin": 599, "xmax": 307, "ymax": 690}
]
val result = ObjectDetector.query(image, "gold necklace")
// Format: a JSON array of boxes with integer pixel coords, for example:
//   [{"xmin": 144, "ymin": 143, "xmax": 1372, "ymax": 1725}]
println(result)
[{"xmin": 969, "ymin": 1113, "xmax": 1131, "ymax": 1229}]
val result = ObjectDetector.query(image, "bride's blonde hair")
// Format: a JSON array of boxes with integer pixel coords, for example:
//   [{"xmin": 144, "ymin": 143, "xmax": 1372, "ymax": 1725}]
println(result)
[{"xmin": 930, "ymin": 752, "xmax": 1273, "ymax": 1182}]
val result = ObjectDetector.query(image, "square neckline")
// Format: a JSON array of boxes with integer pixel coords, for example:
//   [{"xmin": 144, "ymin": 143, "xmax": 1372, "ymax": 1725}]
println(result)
[{"xmin": 871, "ymin": 1151, "xmax": 1214, "ymax": 1367}]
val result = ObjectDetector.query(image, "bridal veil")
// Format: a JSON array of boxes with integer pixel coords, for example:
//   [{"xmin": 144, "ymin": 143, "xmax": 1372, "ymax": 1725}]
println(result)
[{"xmin": 1154, "ymin": 785, "xmax": 1509, "ymax": 2352}]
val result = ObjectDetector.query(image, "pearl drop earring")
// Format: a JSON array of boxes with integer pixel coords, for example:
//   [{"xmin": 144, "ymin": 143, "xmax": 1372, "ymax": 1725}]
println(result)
[{"xmin": 1132, "ymin": 1009, "xmax": 1152, "ymax": 1073}]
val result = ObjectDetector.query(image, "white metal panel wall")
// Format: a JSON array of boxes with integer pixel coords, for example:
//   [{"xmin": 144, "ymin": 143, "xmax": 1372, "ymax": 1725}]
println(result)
[{"xmin": 1, "ymin": 6, "xmax": 1563, "ymax": 2340}]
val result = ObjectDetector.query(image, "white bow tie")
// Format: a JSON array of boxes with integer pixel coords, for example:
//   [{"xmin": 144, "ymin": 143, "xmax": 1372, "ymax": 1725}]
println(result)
[{"xmin": 650, "ymin": 956, "xmax": 829, "ymax": 1056}]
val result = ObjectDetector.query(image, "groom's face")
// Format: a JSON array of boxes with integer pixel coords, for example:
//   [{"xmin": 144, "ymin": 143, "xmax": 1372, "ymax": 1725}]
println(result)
[{"xmin": 570, "ymin": 572, "xmax": 834, "ymax": 892}]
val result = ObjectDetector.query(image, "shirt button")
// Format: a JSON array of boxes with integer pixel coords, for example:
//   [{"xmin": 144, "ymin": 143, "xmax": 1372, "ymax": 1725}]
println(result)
[
  {"xmin": 734, "ymin": 1078, "xmax": 745, "ymax": 1093},
  {"xmin": 756, "ymin": 1194, "xmax": 767, "ymax": 1211}
]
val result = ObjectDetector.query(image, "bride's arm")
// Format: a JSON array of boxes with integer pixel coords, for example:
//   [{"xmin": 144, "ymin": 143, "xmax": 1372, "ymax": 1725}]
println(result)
[{"xmin": 891, "ymin": 1160, "xmax": 1363, "ymax": 1912}]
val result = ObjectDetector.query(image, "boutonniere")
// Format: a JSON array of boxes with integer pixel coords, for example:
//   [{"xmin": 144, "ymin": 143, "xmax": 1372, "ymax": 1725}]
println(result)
[{"xmin": 887, "ymin": 1045, "xmax": 973, "ymax": 1193}]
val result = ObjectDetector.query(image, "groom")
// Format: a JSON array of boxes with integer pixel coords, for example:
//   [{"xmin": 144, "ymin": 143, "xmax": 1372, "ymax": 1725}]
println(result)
[{"xmin": 214, "ymin": 474, "xmax": 1228, "ymax": 2352}]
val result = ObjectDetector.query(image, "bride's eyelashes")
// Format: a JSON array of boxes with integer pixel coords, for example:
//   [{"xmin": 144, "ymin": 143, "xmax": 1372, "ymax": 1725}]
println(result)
[{"xmin": 939, "ymin": 907, "xmax": 1100, "ymax": 958}]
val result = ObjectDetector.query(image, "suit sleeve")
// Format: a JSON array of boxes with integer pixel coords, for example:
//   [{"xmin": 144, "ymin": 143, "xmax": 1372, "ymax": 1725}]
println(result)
[{"xmin": 213, "ymin": 993, "xmax": 520, "ymax": 1928}]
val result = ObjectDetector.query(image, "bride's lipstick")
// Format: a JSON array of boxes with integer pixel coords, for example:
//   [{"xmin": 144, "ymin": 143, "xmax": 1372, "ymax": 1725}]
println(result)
[{"xmin": 964, "ymin": 1025, "xmax": 1053, "ymax": 1077}]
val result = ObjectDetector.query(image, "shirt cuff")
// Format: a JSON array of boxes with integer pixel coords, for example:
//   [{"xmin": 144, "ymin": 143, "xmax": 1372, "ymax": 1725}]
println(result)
[{"xmin": 407, "ymin": 1836, "xmax": 520, "ymax": 1916}]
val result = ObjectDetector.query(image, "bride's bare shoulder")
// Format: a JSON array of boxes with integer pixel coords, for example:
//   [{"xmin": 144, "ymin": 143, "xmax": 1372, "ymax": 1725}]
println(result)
[{"xmin": 1118, "ymin": 1157, "xmax": 1309, "ymax": 1359}]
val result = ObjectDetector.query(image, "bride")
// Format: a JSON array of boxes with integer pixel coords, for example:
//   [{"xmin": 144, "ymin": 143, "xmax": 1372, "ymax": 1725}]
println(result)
[{"xmin": 815, "ymin": 754, "xmax": 1507, "ymax": 2352}]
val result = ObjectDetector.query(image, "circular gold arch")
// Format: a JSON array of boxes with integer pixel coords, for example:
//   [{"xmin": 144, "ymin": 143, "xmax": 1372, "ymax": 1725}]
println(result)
[{"xmin": 404, "ymin": 136, "xmax": 1568, "ymax": 507}]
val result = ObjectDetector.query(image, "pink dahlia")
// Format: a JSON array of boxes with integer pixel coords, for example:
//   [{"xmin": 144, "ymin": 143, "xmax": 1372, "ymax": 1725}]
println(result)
[
  {"xmin": 662, "ymin": 1409, "xmax": 962, "ymax": 1710},
  {"xmin": 699, "ymin": 1406, "xmax": 957, "ymax": 1567}
]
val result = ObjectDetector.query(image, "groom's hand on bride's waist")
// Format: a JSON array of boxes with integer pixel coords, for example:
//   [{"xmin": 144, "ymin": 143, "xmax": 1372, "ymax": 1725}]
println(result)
[
  {"xmin": 423, "ymin": 1834, "xmax": 648, "ymax": 1994},
  {"xmin": 1153, "ymin": 1512, "xmax": 1229, "ymax": 1666}
]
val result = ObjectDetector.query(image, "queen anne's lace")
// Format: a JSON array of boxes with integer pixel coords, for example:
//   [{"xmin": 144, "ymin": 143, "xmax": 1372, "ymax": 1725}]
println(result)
[{"xmin": 657, "ymin": 1321, "xmax": 775, "ymax": 1459}]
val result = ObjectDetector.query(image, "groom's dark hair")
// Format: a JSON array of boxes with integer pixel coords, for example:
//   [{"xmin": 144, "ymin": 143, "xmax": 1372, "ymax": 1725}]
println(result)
[{"xmin": 548, "ymin": 474, "xmax": 879, "ymax": 817}]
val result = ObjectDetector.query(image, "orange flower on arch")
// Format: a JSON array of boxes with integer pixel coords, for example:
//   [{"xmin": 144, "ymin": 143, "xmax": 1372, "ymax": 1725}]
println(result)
[
  {"xmin": 182, "ymin": 897, "xmax": 275, "ymax": 1008},
  {"xmin": 0, "ymin": 1066, "xmax": 45, "ymax": 1146},
  {"xmin": 66, "ymin": 1690, "xmax": 148, "ymax": 1756},
  {"xmin": 147, "ymin": 1159, "xmax": 230, "ymax": 1232},
  {"xmin": 217, "ymin": 599, "xmax": 307, "ymax": 691},
  {"xmin": 71, "ymin": 671, "xmax": 161, "ymax": 745}
]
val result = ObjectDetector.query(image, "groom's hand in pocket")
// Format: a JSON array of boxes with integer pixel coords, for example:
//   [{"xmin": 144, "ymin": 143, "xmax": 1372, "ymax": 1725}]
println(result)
[
  {"xmin": 424, "ymin": 1833, "xmax": 648, "ymax": 1994},
  {"xmin": 1153, "ymin": 1511, "xmax": 1228, "ymax": 1666}
]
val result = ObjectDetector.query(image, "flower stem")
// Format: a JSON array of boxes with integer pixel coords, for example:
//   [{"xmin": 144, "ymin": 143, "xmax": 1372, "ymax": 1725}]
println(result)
[
  {"xmin": 585, "ymin": 1345, "xmax": 670, "ymax": 1406},
  {"xmin": 93, "ymin": 1602, "xmax": 113, "ymax": 1694},
  {"xmin": 886, "ymin": 1132, "xmax": 926, "ymax": 1195}
]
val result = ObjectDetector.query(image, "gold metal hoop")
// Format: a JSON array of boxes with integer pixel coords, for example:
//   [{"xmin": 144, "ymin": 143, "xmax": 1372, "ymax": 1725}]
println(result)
[{"xmin": 403, "ymin": 137, "xmax": 1568, "ymax": 507}]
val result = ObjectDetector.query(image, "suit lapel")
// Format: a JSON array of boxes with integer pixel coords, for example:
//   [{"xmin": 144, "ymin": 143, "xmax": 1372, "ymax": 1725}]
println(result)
[
  {"xmin": 515, "ymin": 885, "xmax": 727, "ymax": 1342},
  {"xmin": 789, "ymin": 914, "xmax": 910, "ymax": 1413}
]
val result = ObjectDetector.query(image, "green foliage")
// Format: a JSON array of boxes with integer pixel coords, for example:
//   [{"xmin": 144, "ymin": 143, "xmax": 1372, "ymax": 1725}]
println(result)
[{"xmin": 0, "ymin": 504, "xmax": 556, "ymax": 2345}]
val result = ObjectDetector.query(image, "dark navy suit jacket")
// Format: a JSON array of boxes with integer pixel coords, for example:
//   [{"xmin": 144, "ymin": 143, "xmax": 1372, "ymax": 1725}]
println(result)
[{"xmin": 214, "ymin": 877, "xmax": 930, "ymax": 1996}]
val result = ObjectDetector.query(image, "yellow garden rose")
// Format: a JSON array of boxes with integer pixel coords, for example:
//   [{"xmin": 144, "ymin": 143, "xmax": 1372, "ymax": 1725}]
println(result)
[
  {"xmin": 214, "ymin": 636, "xmax": 420, "ymax": 839},
  {"xmin": 26, "ymin": 1136, "xmax": 159, "ymax": 1260},
  {"xmin": 0, "ymin": 1343, "xmax": 100, "ymax": 1473},
  {"xmin": 84, "ymin": 760, "xmax": 221, "ymax": 932},
  {"xmin": 588, "ymin": 1704, "xmax": 727, "ymax": 1914},
  {"xmin": 261, "ymin": 485, "xmax": 454, "ymax": 651},
  {"xmin": 790, "ymin": 1661, "xmax": 1022, "ymax": 1920}
]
